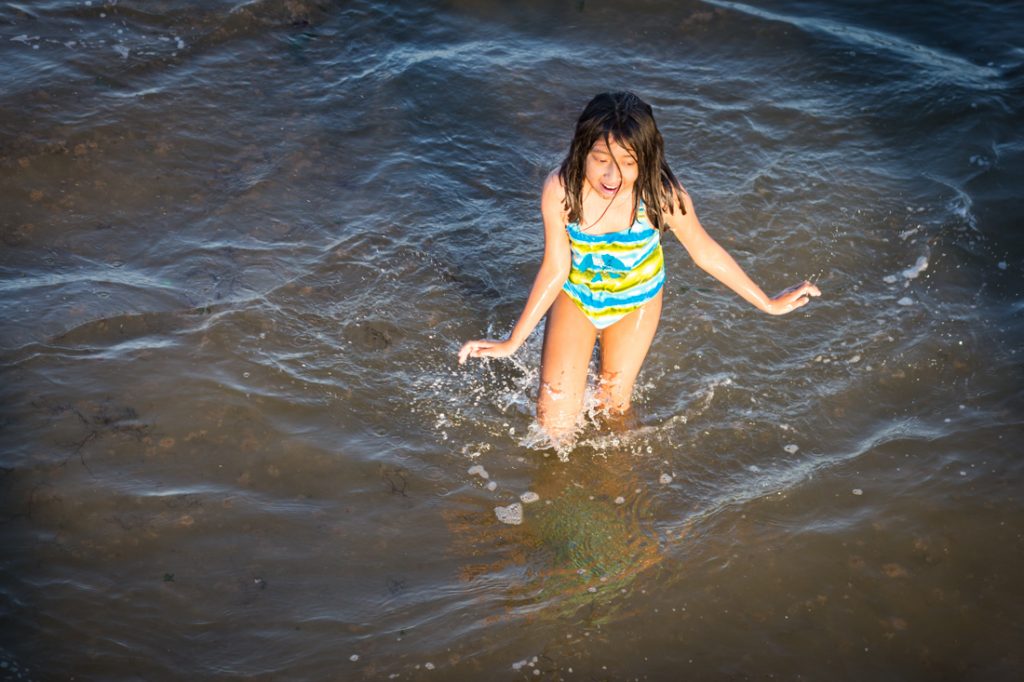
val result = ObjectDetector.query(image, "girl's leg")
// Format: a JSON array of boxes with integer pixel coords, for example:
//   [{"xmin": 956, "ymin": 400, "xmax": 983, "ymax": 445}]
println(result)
[
  {"xmin": 597, "ymin": 290, "xmax": 663, "ymax": 413},
  {"xmin": 538, "ymin": 291, "xmax": 598, "ymax": 441}
]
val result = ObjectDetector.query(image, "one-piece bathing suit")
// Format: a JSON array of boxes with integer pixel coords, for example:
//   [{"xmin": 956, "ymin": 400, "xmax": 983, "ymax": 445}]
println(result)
[{"xmin": 562, "ymin": 199, "xmax": 665, "ymax": 329}]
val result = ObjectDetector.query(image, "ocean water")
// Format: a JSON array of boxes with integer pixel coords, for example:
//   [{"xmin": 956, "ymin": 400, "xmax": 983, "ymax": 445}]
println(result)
[{"xmin": 2, "ymin": 0, "xmax": 1022, "ymax": 679}]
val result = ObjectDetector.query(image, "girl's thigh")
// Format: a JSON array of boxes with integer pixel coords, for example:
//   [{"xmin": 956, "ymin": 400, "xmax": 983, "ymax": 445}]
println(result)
[
  {"xmin": 539, "ymin": 291, "xmax": 598, "ymax": 433},
  {"xmin": 598, "ymin": 290, "xmax": 663, "ymax": 411}
]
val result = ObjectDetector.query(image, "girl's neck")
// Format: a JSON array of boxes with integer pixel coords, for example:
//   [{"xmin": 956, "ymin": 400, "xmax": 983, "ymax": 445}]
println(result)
[
  {"xmin": 578, "ymin": 188, "xmax": 638, "ymax": 231},
  {"xmin": 584, "ymin": 185, "xmax": 634, "ymax": 205}
]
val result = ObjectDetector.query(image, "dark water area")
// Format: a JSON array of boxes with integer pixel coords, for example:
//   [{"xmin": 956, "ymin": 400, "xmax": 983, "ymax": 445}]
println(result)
[{"xmin": 2, "ymin": 0, "xmax": 1023, "ymax": 679}]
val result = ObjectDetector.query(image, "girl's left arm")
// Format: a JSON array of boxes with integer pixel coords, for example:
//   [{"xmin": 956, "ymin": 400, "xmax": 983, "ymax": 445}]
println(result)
[{"xmin": 666, "ymin": 188, "xmax": 820, "ymax": 315}]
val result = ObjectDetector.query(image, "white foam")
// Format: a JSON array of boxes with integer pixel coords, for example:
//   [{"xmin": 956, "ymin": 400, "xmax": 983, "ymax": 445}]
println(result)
[
  {"xmin": 949, "ymin": 192, "xmax": 978, "ymax": 230},
  {"xmin": 897, "ymin": 297, "xmax": 914, "ymax": 306},
  {"xmin": 997, "ymin": 261, "xmax": 1007, "ymax": 270},
  {"xmin": 494, "ymin": 503, "xmax": 523, "ymax": 525},
  {"xmin": 467, "ymin": 464, "xmax": 489, "ymax": 479},
  {"xmin": 520, "ymin": 491, "xmax": 539, "ymax": 504},
  {"xmin": 518, "ymin": 420, "xmax": 579, "ymax": 461},
  {"xmin": 692, "ymin": 374, "xmax": 734, "ymax": 415},
  {"xmin": 784, "ymin": 444, "xmax": 799, "ymax": 454},
  {"xmin": 659, "ymin": 473, "xmax": 673, "ymax": 485},
  {"xmin": 901, "ymin": 256, "xmax": 929, "ymax": 279},
  {"xmin": 898, "ymin": 226, "xmax": 921, "ymax": 240}
]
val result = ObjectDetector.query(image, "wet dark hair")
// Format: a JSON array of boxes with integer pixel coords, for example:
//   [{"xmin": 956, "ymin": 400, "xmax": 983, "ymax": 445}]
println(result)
[{"xmin": 558, "ymin": 92, "xmax": 685, "ymax": 233}]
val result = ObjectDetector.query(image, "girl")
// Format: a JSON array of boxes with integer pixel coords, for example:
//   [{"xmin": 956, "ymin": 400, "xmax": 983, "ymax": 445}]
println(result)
[{"xmin": 458, "ymin": 92, "xmax": 820, "ymax": 444}]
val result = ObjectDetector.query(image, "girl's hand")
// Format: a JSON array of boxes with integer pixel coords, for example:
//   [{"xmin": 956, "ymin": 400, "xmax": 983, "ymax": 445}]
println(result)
[
  {"xmin": 458, "ymin": 338, "xmax": 518, "ymax": 364},
  {"xmin": 765, "ymin": 280, "xmax": 821, "ymax": 315}
]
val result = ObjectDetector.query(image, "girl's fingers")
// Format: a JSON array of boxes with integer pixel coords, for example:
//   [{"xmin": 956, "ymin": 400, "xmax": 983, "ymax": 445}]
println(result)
[
  {"xmin": 768, "ymin": 281, "xmax": 821, "ymax": 314},
  {"xmin": 791, "ymin": 289, "xmax": 811, "ymax": 304},
  {"xmin": 784, "ymin": 281, "xmax": 821, "ymax": 303},
  {"xmin": 458, "ymin": 340, "xmax": 493, "ymax": 364},
  {"xmin": 803, "ymin": 282, "xmax": 822, "ymax": 297}
]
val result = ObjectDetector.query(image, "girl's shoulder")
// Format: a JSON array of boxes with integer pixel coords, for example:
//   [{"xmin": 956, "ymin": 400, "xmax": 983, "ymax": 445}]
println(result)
[
  {"xmin": 541, "ymin": 168, "xmax": 568, "ymax": 213},
  {"xmin": 540, "ymin": 168, "xmax": 570, "ymax": 228},
  {"xmin": 542, "ymin": 168, "xmax": 567, "ymax": 199},
  {"xmin": 653, "ymin": 182, "xmax": 695, "ymax": 235},
  {"xmin": 661, "ymin": 177, "xmax": 689, "ymax": 202},
  {"xmin": 661, "ymin": 181, "xmax": 693, "ymax": 215}
]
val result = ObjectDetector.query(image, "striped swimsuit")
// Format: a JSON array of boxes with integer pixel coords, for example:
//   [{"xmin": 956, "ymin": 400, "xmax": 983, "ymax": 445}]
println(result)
[{"xmin": 562, "ymin": 200, "xmax": 665, "ymax": 329}]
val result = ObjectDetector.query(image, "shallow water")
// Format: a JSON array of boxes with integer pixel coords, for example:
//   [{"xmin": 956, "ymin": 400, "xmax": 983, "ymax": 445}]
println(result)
[{"xmin": 2, "ymin": 0, "xmax": 1023, "ymax": 679}]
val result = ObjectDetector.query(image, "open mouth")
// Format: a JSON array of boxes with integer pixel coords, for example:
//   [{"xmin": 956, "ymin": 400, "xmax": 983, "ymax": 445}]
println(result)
[{"xmin": 600, "ymin": 182, "xmax": 620, "ymax": 194}]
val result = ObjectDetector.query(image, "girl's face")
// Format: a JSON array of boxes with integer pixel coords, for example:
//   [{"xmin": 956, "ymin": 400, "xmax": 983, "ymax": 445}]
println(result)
[{"xmin": 584, "ymin": 136, "xmax": 638, "ymax": 200}]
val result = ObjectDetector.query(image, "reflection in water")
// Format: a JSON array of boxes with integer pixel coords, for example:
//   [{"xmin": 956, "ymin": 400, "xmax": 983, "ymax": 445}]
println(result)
[{"xmin": 446, "ymin": 443, "xmax": 685, "ymax": 629}]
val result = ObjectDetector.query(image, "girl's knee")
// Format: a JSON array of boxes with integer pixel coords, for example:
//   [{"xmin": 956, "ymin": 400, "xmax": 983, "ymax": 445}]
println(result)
[
  {"xmin": 596, "ymin": 372, "xmax": 632, "ymax": 412},
  {"xmin": 538, "ymin": 381, "xmax": 581, "ymax": 432}
]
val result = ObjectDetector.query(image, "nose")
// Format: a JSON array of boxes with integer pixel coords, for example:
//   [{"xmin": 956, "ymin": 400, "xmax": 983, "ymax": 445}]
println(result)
[{"xmin": 603, "ymin": 164, "xmax": 620, "ymax": 184}]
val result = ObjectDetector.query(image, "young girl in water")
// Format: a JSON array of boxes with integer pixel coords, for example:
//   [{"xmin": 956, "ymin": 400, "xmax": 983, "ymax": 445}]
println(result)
[{"xmin": 458, "ymin": 92, "xmax": 820, "ymax": 443}]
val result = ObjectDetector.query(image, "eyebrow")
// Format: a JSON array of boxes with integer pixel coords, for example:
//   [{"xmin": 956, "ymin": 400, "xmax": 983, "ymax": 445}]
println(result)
[{"xmin": 589, "ymin": 146, "xmax": 637, "ymax": 160}]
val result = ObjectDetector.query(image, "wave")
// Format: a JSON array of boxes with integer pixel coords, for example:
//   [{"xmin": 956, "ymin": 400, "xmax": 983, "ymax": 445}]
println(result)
[{"xmin": 701, "ymin": 0, "xmax": 1003, "ymax": 89}]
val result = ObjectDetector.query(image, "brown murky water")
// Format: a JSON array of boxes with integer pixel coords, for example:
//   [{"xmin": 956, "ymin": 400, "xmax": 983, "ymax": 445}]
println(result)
[{"xmin": 2, "ymin": 1, "xmax": 1023, "ymax": 680}]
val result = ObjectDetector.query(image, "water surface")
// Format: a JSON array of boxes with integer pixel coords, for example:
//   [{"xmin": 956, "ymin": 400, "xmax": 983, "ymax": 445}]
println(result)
[{"xmin": 2, "ymin": 0, "xmax": 1023, "ymax": 679}]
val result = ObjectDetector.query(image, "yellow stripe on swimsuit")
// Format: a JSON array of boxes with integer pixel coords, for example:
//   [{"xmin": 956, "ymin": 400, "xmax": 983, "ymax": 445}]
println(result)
[{"xmin": 562, "ymin": 201, "xmax": 665, "ymax": 329}]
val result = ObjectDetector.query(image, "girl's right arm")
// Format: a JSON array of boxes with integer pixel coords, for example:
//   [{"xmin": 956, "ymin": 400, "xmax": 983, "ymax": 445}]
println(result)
[{"xmin": 458, "ymin": 172, "xmax": 571, "ymax": 364}]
